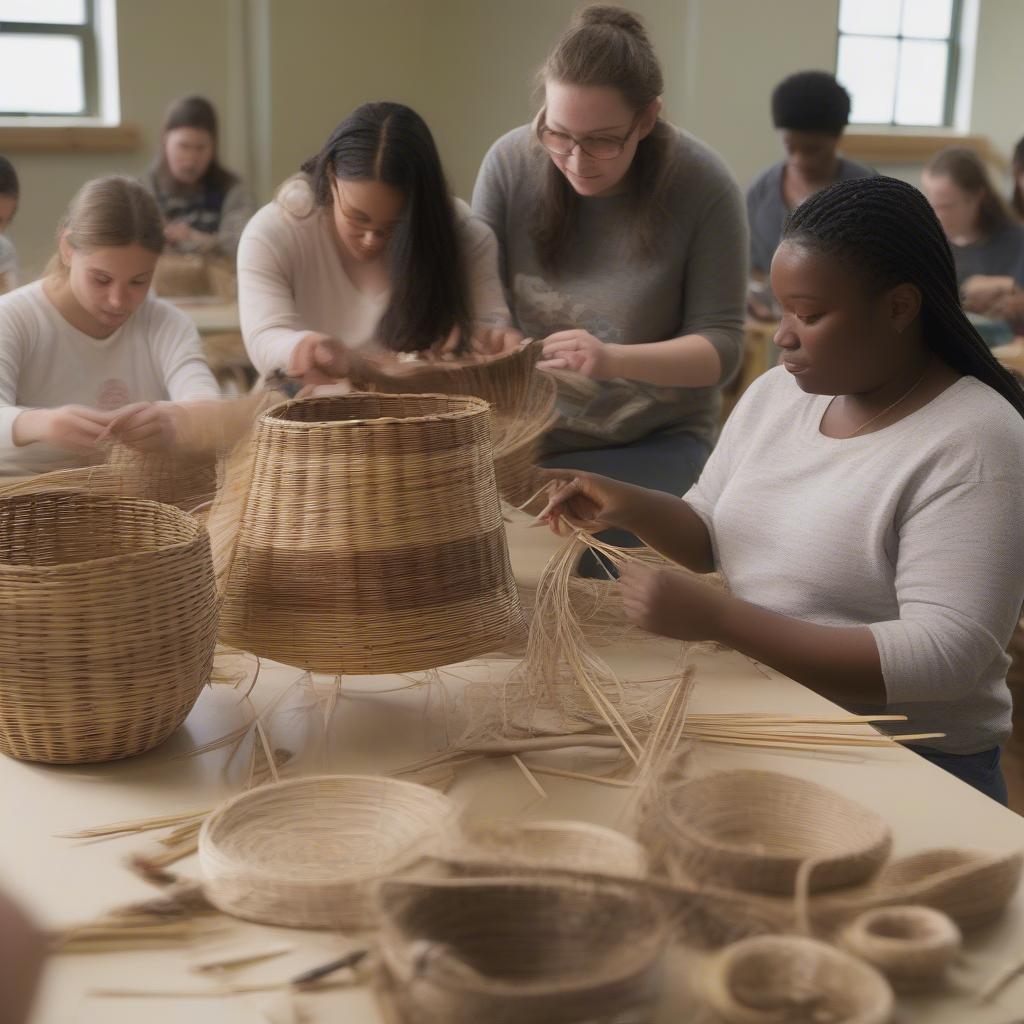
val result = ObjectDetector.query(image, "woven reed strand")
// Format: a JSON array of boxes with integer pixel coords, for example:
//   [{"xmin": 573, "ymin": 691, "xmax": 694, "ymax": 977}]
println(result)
[
  {"xmin": 0, "ymin": 491, "xmax": 218, "ymax": 763},
  {"xmin": 198, "ymin": 774, "xmax": 457, "ymax": 931},
  {"xmin": 641, "ymin": 769, "xmax": 892, "ymax": 896},
  {"xmin": 375, "ymin": 874, "xmax": 666, "ymax": 1024},
  {"xmin": 217, "ymin": 393, "xmax": 523, "ymax": 673}
]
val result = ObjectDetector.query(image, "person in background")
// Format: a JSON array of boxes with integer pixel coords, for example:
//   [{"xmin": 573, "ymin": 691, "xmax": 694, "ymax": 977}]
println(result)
[
  {"xmin": 0, "ymin": 155, "xmax": 20, "ymax": 295},
  {"xmin": 148, "ymin": 95, "xmax": 255, "ymax": 260},
  {"xmin": 921, "ymin": 147, "xmax": 1024, "ymax": 319},
  {"xmin": 238, "ymin": 101, "xmax": 515, "ymax": 385},
  {"xmin": 0, "ymin": 176, "xmax": 220, "ymax": 477},
  {"xmin": 746, "ymin": 70, "xmax": 875, "ymax": 314},
  {"xmin": 540, "ymin": 176, "xmax": 1024, "ymax": 804},
  {"xmin": 473, "ymin": 4, "xmax": 745, "ymax": 573}
]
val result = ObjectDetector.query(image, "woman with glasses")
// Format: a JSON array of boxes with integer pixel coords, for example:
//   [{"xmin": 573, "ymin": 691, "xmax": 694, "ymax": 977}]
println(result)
[
  {"xmin": 238, "ymin": 102, "xmax": 514, "ymax": 384},
  {"xmin": 473, "ymin": 5, "xmax": 745, "ymax": 568}
]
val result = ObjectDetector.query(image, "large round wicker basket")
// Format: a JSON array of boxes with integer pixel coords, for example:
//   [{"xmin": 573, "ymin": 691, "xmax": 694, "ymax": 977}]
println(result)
[
  {"xmin": 0, "ymin": 491, "xmax": 218, "ymax": 763},
  {"xmin": 218, "ymin": 393, "xmax": 523, "ymax": 672}
]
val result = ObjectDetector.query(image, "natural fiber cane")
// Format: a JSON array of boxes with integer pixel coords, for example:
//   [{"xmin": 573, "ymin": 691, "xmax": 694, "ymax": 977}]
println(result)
[
  {"xmin": 375, "ymin": 874, "xmax": 667, "ymax": 1024},
  {"xmin": 0, "ymin": 491, "xmax": 217, "ymax": 763},
  {"xmin": 492, "ymin": 370, "xmax": 558, "ymax": 507},
  {"xmin": 641, "ymin": 769, "xmax": 892, "ymax": 895},
  {"xmin": 703, "ymin": 935, "xmax": 894, "ymax": 1024},
  {"xmin": 838, "ymin": 905, "xmax": 961, "ymax": 992},
  {"xmin": 217, "ymin": 392, "xmax": 523, "ymax": 673},
  {"xmin": 437, "ymin": 820, "xmax": 647, "ymax": 880},
  {"xmin": 198, "ymin": 774, "xmax": 458, "ymax": 931}
]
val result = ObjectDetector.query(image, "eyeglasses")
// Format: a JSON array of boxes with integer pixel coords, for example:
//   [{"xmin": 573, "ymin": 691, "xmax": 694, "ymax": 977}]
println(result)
[{"xmin": 536, "ymin": 111, "xmax": 642, "ymax": 161}]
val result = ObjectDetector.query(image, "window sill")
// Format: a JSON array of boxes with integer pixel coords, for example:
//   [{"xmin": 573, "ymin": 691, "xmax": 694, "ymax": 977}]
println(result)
[
  {"xmin": 0, "ymin": 123, "xmax": 141, "ymax": 153},
  {"xmin": 842, "ymin": 129, "xmax": 1004, "ymax": 168}
]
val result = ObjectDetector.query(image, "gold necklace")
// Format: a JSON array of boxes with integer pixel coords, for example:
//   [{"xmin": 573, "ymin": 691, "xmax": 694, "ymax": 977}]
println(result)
[{"xmin": 830, "ymin": 367, "xmax": 930, "ymax": 439}]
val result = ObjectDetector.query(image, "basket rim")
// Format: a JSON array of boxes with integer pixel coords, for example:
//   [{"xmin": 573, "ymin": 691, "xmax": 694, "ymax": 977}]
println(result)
[
  {"xmin": 198, "ymin": 773, "xmax": 458, "ymax": 884},
  {"xmin": 262, "ymin": 391, "xmax": 492, "ymax": 430},
  {"xmin": 0, "ymin": 490, "xmax": 208, "ymax": 573}
]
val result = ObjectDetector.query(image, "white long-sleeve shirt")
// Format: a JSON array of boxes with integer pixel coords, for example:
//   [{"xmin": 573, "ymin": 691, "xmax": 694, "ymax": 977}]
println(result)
[
  {"xmin": 237, "ymin": 183, "xmax": 511, "ymax": 375},
  {"xmin": 0, "ymin": 280, "xmax": 219, "ymax": 476},
  {"xmin": 684, "ymin": 365, "xmax": 1024, "ymax": 755}
]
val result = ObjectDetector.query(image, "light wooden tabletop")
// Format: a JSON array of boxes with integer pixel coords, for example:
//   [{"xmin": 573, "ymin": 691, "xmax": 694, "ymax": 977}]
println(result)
[{"xmin": 4, "ymin": 514, "xmax": 1024, "ymax": 1023}]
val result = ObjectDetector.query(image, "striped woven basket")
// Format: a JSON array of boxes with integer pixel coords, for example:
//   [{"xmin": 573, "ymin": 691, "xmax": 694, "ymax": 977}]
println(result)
[
  {"xmin": 218, "ymin": 392, "xmax": 523, "ymax": 672},
  {"xmin": 0, "ymin": 491, "xmax": 218, "ymax": 763}
]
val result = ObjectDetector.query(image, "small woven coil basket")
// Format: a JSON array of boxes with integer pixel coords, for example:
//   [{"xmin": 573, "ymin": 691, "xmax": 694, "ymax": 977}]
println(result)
[
  {"xmin": 198, "ymin": 774, "xmax": 458, "ymax": 931},
  {"xmin": 438, "ymin": 819, "xmax": 647, "ymax": 880},
  {"xmin": 218, "ymin": 392, "xmax": 523, "ymax": 672},
  {"xmin": 0, "ymin": 491, "xmax": 218, "ymax": 763},
  {"xmin": 704, "ymin": 935, "xmax": 894, "ymax": 1024},
  {"xmin": 641, "ymin": 769, "xmax": 892, "ymax": 895},
  {"xmin": 375, "ymin": 874, "xmax": 667, "ymax": 1024}
]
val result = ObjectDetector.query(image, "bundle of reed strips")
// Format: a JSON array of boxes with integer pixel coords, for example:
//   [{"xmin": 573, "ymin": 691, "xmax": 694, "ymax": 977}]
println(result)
[
  {"xmin": 216, "ymin": 392, "xmax": 524, "ymax": 673},
  {"xmin": 703, "ymin": 934, "xmax": 894, "ymax": 1024},
  {"xmin": 198, "ymin": 774, "xmax": 459, "ymax": 931},
  {"xmin": 0, "ymin": 490, "xmax": 218, "ymax": 763},
  {"xmin": 374, "ymin": 874, "xmax": 667, "ymax": 1024}
]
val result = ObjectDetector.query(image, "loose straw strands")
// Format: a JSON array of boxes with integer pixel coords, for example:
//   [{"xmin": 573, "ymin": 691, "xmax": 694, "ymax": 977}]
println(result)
[{"xmin": 216, "ymin": 393, "xmax": 523, "ymax": 674}]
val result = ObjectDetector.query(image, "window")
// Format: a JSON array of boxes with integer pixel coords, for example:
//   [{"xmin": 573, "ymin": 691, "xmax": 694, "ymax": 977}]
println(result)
[
  {"xmin": 836, "ymin": 0, "xmax": 963, "ymax": 127},
  {"xmin": 0, "ymin": 0, "xmax": 117, "ymax": 121}
]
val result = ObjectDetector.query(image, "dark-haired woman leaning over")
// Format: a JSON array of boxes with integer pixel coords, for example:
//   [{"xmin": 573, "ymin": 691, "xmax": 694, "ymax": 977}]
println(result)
[
  {"xmin": 540, "ymin": 176, "xmax": 1024, "ymax": 804},
  {"xmin": 239, "ymin": 102, "xmax": 513, "ymax": 382},
  {"xmin": 473, "ymin": 5, "xmax": 746, "ymax": 572}
]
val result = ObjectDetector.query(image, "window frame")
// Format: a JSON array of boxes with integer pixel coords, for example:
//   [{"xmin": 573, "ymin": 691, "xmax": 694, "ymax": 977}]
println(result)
[
  {"xmin": 0, "ymin": 0, "xmax": 99, "ymax": 118},
  {"xmin": 835, "ymin": 0, "xmax": 964, "ymax": 129}
]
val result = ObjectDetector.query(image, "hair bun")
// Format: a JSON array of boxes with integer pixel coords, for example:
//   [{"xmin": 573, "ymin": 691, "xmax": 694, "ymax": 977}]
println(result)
[{"xmin": 576, "ymin": 4, "xmax": 646, "ymax": 36}]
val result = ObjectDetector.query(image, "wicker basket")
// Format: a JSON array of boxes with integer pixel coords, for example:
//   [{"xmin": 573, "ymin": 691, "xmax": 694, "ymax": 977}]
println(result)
[
  {"xmin": 703, "ymin": 935, "xmax": 894, "ymax": 1024},
  {"xmin": 104, "ymin": 444, "xmax": 218, "ymax": 511},
  {"xmin": 0, "ymin": 491, "xmax": 217, "ymax": 763},
  {"xmin": 218, "ymin": 393, "xmax": 523, "ymax": 673},
  {"xmin": 439, "ymin": 820, "xmax": 647, "ymax": 880},
  {"xmin": 153, "ymin": 252, "xmax": 237, "ymax": 300},
  {"xmin": 492, "ymin": 370, "xmax": 558, "ymax": 507},
  {"xmin": 375, "ymin": 875, "xmax": 667, "ymax": 1024},
  {"xmin": 643, "ymin": 769, "xmax": 892, "ymax": 895},
  {"xmin": 199, "ymin": 774, "xmax": 457, "ymax": 931}
]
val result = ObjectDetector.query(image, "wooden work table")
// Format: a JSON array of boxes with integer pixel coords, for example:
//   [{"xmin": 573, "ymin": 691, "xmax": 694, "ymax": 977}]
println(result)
[{"xmin": 3, "ymin": 514, "xmax": 1024, "ymax": 1022}]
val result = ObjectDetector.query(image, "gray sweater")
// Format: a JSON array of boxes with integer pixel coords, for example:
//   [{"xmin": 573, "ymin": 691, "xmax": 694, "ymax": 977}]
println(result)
[
  {"xmin": 472, "ymin": 124, "xmax": 746, "ymax": 452},
  {"xmin": 950, "ymin": 221, "xmax": 1024, "ymax": 287},
  {"xmin": 685, "ymin": 366, "xmax": 1024, "ymax": 755}
]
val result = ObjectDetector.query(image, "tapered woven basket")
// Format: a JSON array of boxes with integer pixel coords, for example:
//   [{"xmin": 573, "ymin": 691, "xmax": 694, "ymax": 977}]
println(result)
[
  {"xmin": 641, "ymin": 769, "xmax": 892, "ymax": 895},
  {"xmin": 218, "ymin": 393, "xmax": 523, "ymax": 672},
  {"xmin": 198, "ymin": 774, "xmax": 458, "ymax": 930},
  {"xmin": 0, "ymin": 491, "xmax": 218, "ymax": 763},
  {"xmin": 375, "ymin": 875, "xmax": 667, "ymax": 1024}
]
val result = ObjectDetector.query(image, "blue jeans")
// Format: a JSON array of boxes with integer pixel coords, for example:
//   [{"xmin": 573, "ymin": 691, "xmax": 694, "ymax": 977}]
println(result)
[
  {"xmin": 542, "ymin": 430, "xmax": 711, "ymax": 578},
  {"xmin": 910, "ymin": 745, "xmax": 1009, "ymax": 806}
]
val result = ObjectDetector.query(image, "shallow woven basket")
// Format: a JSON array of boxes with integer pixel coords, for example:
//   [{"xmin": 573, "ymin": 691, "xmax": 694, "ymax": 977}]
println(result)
[
  {"xmin": 644, "ymin": 769, "xmax": 892, "ymax": 895},
  {"xmin": 199, "ymin": 774, "xmax": 458, "ymax": 931},
  {"xmin": 104, "ymin": 444, "xmax": 218, "ymax": 511},
  {"xmin": 704, "ymin": 935, "xmax": 894, "ymax": 1024},
  {"xmin": 439, "ymin": 820, "xmax": 647, "ymax": 880},
  {"xmin": 376, "ymin": 875, "xmax": 667, "ymax": 1024},
  {"xmin": 0, "ymin": 491, "xmax": 217, "ymax": 763},
  {"xmin": 153, "ymin": 252, "xmax": 237, "ymax": 300},
  {"xmin": 218, "ymin": 393, "xmax": 522, "ymax": 672}
]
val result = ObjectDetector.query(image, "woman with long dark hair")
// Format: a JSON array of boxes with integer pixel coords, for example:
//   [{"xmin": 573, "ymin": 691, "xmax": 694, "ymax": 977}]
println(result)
[
  {"xmin": 148, "ymin": 95, "xmax": 254, "ymax": 259},
  {"xmin": 238, "ymin": 102, "xmax": 512, "ymax": 381},
  {"xmin": 472, "ymin": 5, "xmax": 745, "ymax": 572},
  {"xmin": 540, "ymin": 176, "xmax": 1024, "ymax": 804}
]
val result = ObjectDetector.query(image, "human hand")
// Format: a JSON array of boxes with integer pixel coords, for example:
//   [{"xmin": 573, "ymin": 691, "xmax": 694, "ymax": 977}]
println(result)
[
  {"xmin": 535, "ymin": 469, "xmax": 651, "ymax": 535},
  {"xmin": 12, "ymin": 405, "xmax": 117, "ymax": 454},
  {"xmin": 286, "ymin": 333, "xmax": 351, "ymax": 387},
  {"xmin": 962, "ymin": 275, "xmax": 1014, "ymax": 314},
  {"xmin": 469, "ymin": 325, "xmax": 528, "ymax": 357},
  {"xmin": 538, "ymin": 329, "xmax": 615, "ymax": 379},
  {"xmin": 163, "ymin": 220, "xmax": 194, "ymax": 245},
  {"xmin": 619, "ymin": 560, "xmax": 729, "ymax": 642},
  {"xmin": 106, "ymin": 401, "xmax": 179, "ymax": 452}
]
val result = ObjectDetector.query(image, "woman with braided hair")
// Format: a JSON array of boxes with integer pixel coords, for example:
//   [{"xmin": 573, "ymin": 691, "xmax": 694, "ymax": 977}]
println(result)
[{"xmin": 539, "ymin": 175, "xmax": 1024, "ymax": 803}]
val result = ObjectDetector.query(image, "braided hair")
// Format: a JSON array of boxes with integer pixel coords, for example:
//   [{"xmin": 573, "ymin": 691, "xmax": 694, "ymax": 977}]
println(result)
[{"xmin": 783, "ymin": 175, "xmax": 1024, "ymax": 419}]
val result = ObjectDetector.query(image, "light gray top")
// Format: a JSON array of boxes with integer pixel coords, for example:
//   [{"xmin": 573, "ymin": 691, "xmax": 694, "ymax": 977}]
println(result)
[
  {"xmin": 472, "ymin": 124, "xmax": 746, "ymax": 452},
  {"xmin": 0, "ymin": 234, "xmax": 17, "ymax": 286},
  {"xmin": 746, "ymin": 157, "xmax": 876, "ymax": 275},
  {"xmin": 950, "ymin": 221, "xmax": 1024, "ymax": 287},
  {"xmin": 685, "ymin": 365, "xmax": 1024, "ymax": 754}
]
